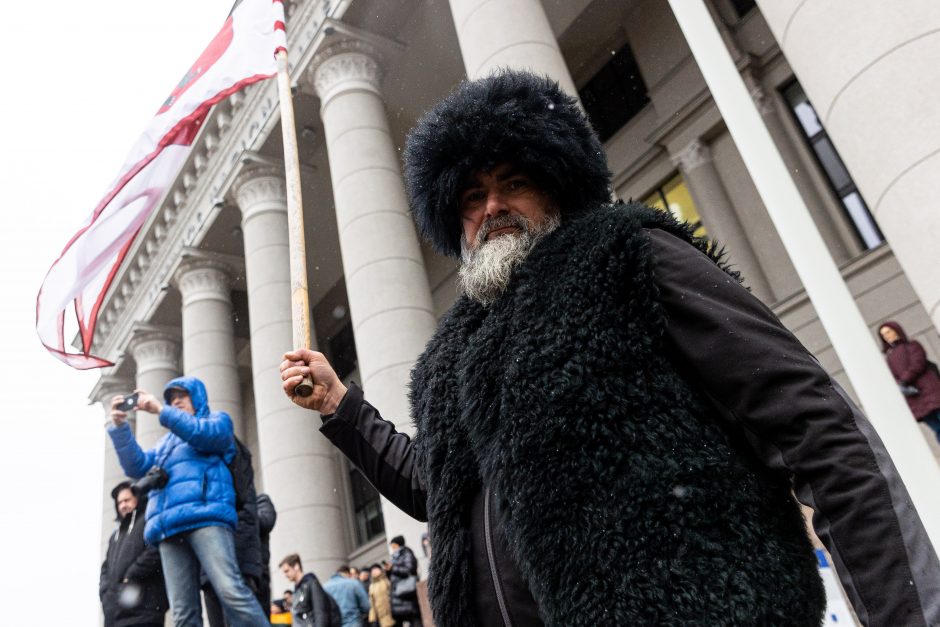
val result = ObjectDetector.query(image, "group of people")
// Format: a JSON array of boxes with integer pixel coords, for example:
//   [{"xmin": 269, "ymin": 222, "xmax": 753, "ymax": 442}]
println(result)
[
  {"xmin": 100, "ymin": 69, "xmax": 940, "ymax": 627},
  {"xmin": 101, "ymin": 376, "xmax": 279, "ymax": 627},
  {"xmin": 272, "ymin": 537, "xmax": 420, "ymax": 627},
  {"xmin": 101, "ymin": 374, "xmax": 425, "ymax": 627}
]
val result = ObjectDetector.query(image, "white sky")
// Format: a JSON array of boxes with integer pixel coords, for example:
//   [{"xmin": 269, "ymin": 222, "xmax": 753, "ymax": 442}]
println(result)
[{"xmin": 0, "ymin": 1, "xmax": 239, "ymax": 621}]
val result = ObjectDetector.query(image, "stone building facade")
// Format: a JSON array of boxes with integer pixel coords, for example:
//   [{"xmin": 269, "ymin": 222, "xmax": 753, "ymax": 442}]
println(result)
[{"xmin": 90, "ymin": 0, "xmax": 940, "ymax": 609}]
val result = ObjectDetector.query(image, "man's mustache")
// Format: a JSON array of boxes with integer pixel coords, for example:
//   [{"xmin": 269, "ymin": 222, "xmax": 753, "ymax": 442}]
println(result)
[{"xmin": 476, "ymin": 214, "xmax": 529, "ymax": 245}]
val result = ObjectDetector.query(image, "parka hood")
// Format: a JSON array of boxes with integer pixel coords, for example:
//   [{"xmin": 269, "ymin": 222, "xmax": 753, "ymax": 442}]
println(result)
[
  {"xmin": 162, "ymin": 375, "xmax": 210, "ymax": 418},
  {"xmin": 878, "ymin": 320, "xmax": 909, "ymax": 351},
  {"xmin": 403, "ymin": 70, "xmax": 612, "ymax": 258},
  {"xmin": 110, "ymin": 480, "xmax": 148, "ymax": 520}
]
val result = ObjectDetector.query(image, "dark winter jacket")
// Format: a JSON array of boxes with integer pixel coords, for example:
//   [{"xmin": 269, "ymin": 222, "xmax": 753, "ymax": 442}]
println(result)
[
  {"xmin": 320, "ymin": 207, "xmax": 940, "ymax": 627},
  {"xmin": 99, "ymin": 490, "xmax": 168, "ymax": 626},
  {"xmin": 230, "ymin": 436, "xmax": 263, "ymax": 580},
  {"xmin": 388, "ymin": 546, "xmax": 419, "ymax": 619},
  {"xmin": 108, "ymin": 376, "xmax": 237, "ymax": 544},
  {"xmin": 880, "ymin": 320, "xmax": 940, "ymax": 419},
  {"xmin": 257, "ymin": 493, "xmax": 277, "ymax": 612},
  {"xmin": 293, "ymin": 572, "xmax": 341, "ymax": 627}
]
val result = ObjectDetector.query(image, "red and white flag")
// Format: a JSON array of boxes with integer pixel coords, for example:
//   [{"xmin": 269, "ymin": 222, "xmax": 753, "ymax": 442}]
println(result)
[{"xmin": 37, "ymin": 0, "xmax": 288, "ymax": 368}]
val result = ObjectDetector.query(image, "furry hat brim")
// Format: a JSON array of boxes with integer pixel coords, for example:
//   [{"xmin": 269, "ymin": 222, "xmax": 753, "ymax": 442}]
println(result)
[{"xmin": 403, "ymin": 70, "xmax": 612, "ymax": 258}]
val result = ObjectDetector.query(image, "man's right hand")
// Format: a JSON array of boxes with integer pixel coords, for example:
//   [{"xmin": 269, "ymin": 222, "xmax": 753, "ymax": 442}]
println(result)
[
  {"xmin": 109, "ymin": 395, "xmax": 129, "ymax": 427},
  {"xmin": 280, "ymin": 348, "xmax": 348, "ymax": 415}
]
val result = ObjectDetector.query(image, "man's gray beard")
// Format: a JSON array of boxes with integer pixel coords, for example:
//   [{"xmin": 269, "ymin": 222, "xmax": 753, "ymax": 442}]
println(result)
[{"xmin": 457, "ymin": 213, "xmax": 561, "ymax": 306}]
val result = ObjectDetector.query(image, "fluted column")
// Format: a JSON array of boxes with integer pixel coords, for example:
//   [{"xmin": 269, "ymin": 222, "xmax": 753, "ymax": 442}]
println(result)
[
  {"xmin": 176, "ymin": 252, "xmax": 244, "ymax": 438},
  {"xmin": 310, "ymin": 41, "xmax": 438, "ymax": 557},
  {"xmin": 671, "ymin": 138, "xmax": 774, "ymax": 300},
  {"xmin": 93, "ymin": 374, "xmax": 134, "ymax": 562},
  {"xmin": 234, "ymin": 165, "xmax": 347, "ymax": 580},
  {"xmin": 129, "ymin": 326, "xmax": 181, "ymax": 449},
  {"xmin": 757, "ymin": 0, "xmax": 940, "ymax": 334},
  {"xmin": 447, "ymin": 0, "xmax": 578, "ymax": 96}
]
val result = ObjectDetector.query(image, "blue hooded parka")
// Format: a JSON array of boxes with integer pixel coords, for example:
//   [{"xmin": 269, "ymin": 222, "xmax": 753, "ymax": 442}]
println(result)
[{"xmin": 107, "ymin": 376, "xmax": 238, "ymax": 545}]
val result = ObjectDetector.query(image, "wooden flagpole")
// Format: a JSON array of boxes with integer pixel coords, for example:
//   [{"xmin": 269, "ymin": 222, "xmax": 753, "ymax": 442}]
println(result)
[{"xmin": 275, "ymin": 48, "xmax": 314, "ymax": 397}]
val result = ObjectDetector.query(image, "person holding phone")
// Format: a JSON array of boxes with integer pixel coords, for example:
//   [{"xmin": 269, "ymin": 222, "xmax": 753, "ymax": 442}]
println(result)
[{"xmin": 107, "ymin": 376, "xmax": 268, "ymax": 626}]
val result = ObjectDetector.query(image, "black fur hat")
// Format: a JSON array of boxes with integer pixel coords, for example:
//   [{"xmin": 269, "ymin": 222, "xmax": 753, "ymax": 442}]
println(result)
[{"xmin": 403, "ymin": 70, "xmax": 612, "ymax": 258}]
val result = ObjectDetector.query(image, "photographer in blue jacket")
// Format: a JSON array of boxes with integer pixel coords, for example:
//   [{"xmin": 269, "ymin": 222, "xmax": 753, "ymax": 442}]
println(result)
[{"xmin": 108, "ymin": 376, "xmax": 269, "ymax": 627}]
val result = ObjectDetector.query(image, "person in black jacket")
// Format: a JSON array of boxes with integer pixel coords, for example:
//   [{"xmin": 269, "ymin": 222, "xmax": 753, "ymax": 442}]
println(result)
[
  {"xmin": 99, "ymin": 481, "xmax": 168, "ymax": 627},
  {"xmin": 386, "ymin": 536, "xmax": 419, "ymax": 626},
  {"xmin": 280, "ymin": 70, "xmax": 940, "ymax": 626},
  {"xmin": 257, "ymin": 493, "xmax": 277, "ymax": 615},
  {"xmin": 279, "ymin": 553, "xmax": 341, "ymax": 627}
]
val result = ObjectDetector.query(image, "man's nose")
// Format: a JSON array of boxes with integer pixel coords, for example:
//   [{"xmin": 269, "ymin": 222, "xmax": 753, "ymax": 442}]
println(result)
[{"xmin": 484, "ymin": 190, "xmax": 509, "ymax": 219}]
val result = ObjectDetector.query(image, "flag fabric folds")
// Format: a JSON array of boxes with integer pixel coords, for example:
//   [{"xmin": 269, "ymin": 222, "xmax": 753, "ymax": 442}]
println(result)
[{"xmin": 37, "ymin": 0, "xmax": 287, "ymax": 369}]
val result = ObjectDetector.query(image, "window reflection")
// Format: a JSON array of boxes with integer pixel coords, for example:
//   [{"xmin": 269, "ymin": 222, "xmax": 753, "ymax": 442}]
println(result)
[
  {"xmin": 781, "ymin": 81, "xmax": 884, "ymax": 250},
  {"xmin": 644, "ymin": 174, "xmax": 707, "ymax": 238}
]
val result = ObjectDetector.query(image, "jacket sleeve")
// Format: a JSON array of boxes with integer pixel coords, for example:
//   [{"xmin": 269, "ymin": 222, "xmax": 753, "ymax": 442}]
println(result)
[
  {"xmin": 256, "ymin": 493, "xmax": 277, "ymax": 534},
  {"xmin": 320, "ymin": 383, "xmax": 428, "ymax": 521},
  {"xmin": 160, "ymin": 406, "xmax": 233, "ymax": 454},
  {"xmin": 900, "ymin": 341, "xmax": 929, "ymax": 384},
  {"xmin": 99, "ymin": 554, "xmax": 109, "ymax": 600},
  {"xmin": 123, "ymin": 545, "xmax": 162, "ymax": 582},
  {"xmin": 310, "ymin": 579, "xmax": 331, "ymax": 627},
  {"xmin": 107, "ymin": 422, "xmax": 156, "ymax": 479},
  {"xmin": 355, "ymin": 581, "xmax": 370, "ymax": 614},
  {"xmin": 647, "ymin": 228, "xmax": 940, "ymax": 627}
]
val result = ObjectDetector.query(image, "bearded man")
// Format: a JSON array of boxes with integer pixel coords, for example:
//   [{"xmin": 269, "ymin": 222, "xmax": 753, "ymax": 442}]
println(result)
[{"xmin": 281, "ymin": 71, "xmax": 939, "ymax": 626}]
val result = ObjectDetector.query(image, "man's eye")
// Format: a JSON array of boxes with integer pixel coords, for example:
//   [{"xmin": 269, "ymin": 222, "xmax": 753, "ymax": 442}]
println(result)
[
  {"xmin": 506, "ymin": 178, "xmax": 529, "ymax": 191},
  {"xmin": 461, "ymin": 190, "xmax": 485, "ymax": 206}
]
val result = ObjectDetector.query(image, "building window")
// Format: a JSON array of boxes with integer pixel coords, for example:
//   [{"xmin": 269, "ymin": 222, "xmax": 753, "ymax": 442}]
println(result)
[
  {"xmin": 578, "ymin": 42, "xmax": 650, "ymax": 142},
  {"xmin": 781, "ymin": 81, "xmax": 884, "ymax": 249},
  {"xmin": 349, "ymin": 468, "xmax": 385, "ymax": 545},
  {"xmin": 327, "ymin": 321, "xmax": 357, "ymax": 381},
  {"xmin": 643, "ymin": 174, "xmax": 707, "ymax": 238},
  {"xmin": 729, "ymin": 0, "xmax": 757, "ymax": 18}
]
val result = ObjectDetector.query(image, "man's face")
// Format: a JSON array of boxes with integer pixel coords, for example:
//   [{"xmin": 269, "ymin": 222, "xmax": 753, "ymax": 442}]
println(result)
[
  {"xmin": 348, "ymin": 567, "xmax": 359, "ymax": 579},
  {"xmin": 283, "ymin": 591, "xmax": 293, "ymax": 608},
  {"xmin": 116, "ymin": 488, "xmax": 137, "ymax": 518},
  {"xmin": 359, "ymin": 571, "xmax": 370, "ymax": 582},
  {"xmin": 456, "ymin": 163, "xmax": 561, "ymax": 305},
  {"xmin": 370, "ymin": 566, "xmax": 383, "ymax": 579},
  {"xmin": 167, "ymin": 389, "xmax": 195, "ymax": 415},
  {"xmin": 281, "ymin": 563, "xmax": 302, "ymax": 584},
  {"xmin": 458, "ymin": 163, "xmax": 554, "ymax": 250}
]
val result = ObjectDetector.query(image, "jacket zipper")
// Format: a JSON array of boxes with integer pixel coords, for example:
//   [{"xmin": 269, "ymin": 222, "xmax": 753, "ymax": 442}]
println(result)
[{"xmin": 485, "ymin": 488, "xmax": 513, "ymax": 627}]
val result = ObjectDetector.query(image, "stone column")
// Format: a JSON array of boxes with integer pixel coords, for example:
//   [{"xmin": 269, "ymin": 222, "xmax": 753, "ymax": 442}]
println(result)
[
  {"xmin": 176, "ymin": 252, "xmax": 244, "ymax": 438},
  {"xmin": 234, "ymin": 165, "xmax": 348, "ymax": 580},
  {"xmin": 447, "ymin": 0, "xmax": 579, "ymax": 95},
  {"xmin": 129, "ymin": 326, "xmax": 181, "ymax": 450},
  {"xmin": 756, "ymin": 0, "xmax": 940, "ymax": 333},
  {"xmin": 93, "ymin": 374, "xmax": 134, "ymax": 563},
  {"xmin": 671, "ymin": 138, "xmax": 774, "ymax": 301},
  {"xmin": 310, "ymin": 41, "xmax": 438, "ymax": 558}
]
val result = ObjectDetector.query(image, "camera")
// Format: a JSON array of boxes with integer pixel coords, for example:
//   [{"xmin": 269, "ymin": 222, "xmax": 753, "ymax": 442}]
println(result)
[
  {"xmin": 131, "ymin": 466, "xmax": 168, "ymax": 496},
  {"xmin": 116, "ymin": 392, "xmax": 139, "ymax": 412}
]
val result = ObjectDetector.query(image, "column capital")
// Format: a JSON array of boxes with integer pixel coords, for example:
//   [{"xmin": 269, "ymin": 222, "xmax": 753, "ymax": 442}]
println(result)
[
  {"xmin": 671, "ymin": 138, "xmax": 713, "ymax": 173},
  {"xmin": 233, "ymin": 165, "xmax": 287, "ymax": 223},
  {"xmin": 175, "ymin": 249, "xmax": 243, "ymax": 306},
  {"xmin": 128, "ymin": 324, "xmax": 181, "ymax": 373},
  {"xmin": 309, "ymin": 40, "xmax": 384, "ymax": 107},
  {"xmin": 90, "ymin": 374, "xmax": 135, "ymax": 405},
  {"xmin": 749, "ymin": 84, "xmax": 777, "ymax": 116}
]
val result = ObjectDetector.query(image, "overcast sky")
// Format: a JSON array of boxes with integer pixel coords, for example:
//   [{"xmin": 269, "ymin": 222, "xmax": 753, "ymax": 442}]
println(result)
[{"xmin": 0, "ymin": 1, "xmax": 238, "ymax": 621}]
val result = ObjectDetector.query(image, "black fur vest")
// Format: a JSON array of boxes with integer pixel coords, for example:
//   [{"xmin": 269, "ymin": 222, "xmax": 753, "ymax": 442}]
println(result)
[{"xmin": 410, "ymin": 204, "xmax": 824, "ymax": 626}]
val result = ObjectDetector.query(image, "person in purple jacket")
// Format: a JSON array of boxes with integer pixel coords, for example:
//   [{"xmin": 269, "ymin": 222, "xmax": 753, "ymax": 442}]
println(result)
[{"xmin": 880, "ymin": 320, "xmax": 940, "ymax": 441}]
